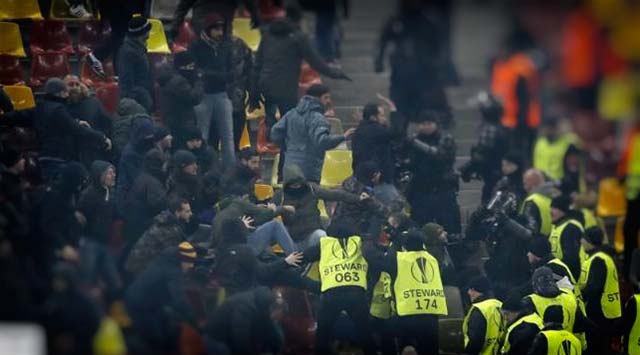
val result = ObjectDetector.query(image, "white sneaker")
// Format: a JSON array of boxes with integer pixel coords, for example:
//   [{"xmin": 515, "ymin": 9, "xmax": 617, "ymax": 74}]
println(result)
[
  {"xmin": 86, "ymin": 52, "xmax": 105, "ymax": 78},
  {"xmin": 69, "ymin": 4, "xmax": 92, "ymax": 18}
]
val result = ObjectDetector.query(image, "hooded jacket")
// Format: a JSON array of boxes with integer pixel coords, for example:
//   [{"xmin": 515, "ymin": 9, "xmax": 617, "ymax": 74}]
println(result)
[
  {"xmin": 78, "ymin": 161, "xmax": 115, "ymax": 244},
  {"xmin": 156, "ymin": 67, "xmax": 203, "ymax": 139},
  {"xmin": 270, "ymin": 95, "xmax": 345, "ymax": 182},
  {"xmin": 115, "ymin": 117, "xmax": 155, "ymax": 211},
  {"xmin": 123, "ymin": 149, "xmax": 168, "ymax": 241},
  {"xmin": 112, "ymin": 98, "xmax": 149, "ymax": 158},
  {"xmin": 126, "ymin": 210, "xmax": 187, "ymax": 277},
  {"xmin": 252, "ymin": 18, "xmax": 345, "ymax": 102},
  {"xmin": 352, "ymin": 119, "xmax": 395, "ymax": 183}
]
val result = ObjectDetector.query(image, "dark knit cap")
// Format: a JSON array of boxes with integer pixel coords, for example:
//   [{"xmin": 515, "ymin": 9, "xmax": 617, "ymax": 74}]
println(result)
[
  {"xmin": 184, "ymin": 126, "xmax": 203, "ymax": 142},
  {"xmin": 153, "ymin": 126, "xmax": 171, "ymax": 141},
  {"xmin": 583, "ymin": 226, "xmax": 604, "ymax": 246},
  {"xmin": 415, "ymin": 110, "xmax": 439, "ymax": 123},
  {"xmin": 502, "ymin": 294, "xmax": 525, "ymax": 312},
  {"xmin": 306, "ymin": 84, "xmax": 330, "ymax": 98},
  {"xmin": 551, "ymin": 195, "xmax": 572, "ymax": 214},
  {"xmin": 0, "ymin": 148, "xmax": 21, "ymax": 167},
  {"xmin": 172, "ymin": 150, "xmax": 197, "ymax": 168},
  {"xmin": 468, "ymin": 276, "xmax": 492, "ymax": 294},
  {"xmin": 45, "ymin": 78, "xmax": 68, "ymax": 95},
  {"xmin": 204, "ymin": 13, "xmax": 225, "ymax": 30},
  {"xmin": 128, "ymin": 16, "xmax": 152, "ymax": 36},
  {"xmin": 528, "ymin": 237, "xmax": 551, "ymax": 258}
]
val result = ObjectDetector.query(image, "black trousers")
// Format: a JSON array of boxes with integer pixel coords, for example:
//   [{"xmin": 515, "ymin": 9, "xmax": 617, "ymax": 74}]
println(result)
[
  {"xmin": 409, "ymin": 189, "xmax": 462, "ymax": 234},
  {"xmin": 315, "ymin": 288, "xmax": 376, "ymax": 355},
  {"xmin": 624, "ymin": 195, "xmax": 640, "ymax": 278},
  {"xmin": 389, "ymin": 315, "xmax": 439, "ymax": 355}
]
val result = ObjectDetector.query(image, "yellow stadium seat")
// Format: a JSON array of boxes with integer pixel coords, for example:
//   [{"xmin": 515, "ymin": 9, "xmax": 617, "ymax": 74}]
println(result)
[
  {"xmin": 147, "ymin": 19, "xmax": 171, "ymax": 54},
  {"xmin": 270, "ymin": 153, "xmax": 282, "ymax": 188},
  {"xmin": 254, "ymin": 183, "xmax": 274, "ymax": 202},
  {"xmin": 0, "ymin": 0, "xmax": 43, "ymax": 20},
  {"xmin": 596, "ymin": 177, "xmax": 627, "ymax": 217},
  {"xmin": 597, "ymin": 74, "xmax": 640, "ymax": 121},
  {"xmin": 317, "ymin": 199, "xmax": 329, "ymax": 219},
  {"xmin": 0, "ymin": 22, "xmax": 26, "ymax": 57},
  {"xmin": 3, "ymin": 85, "xmax": 35, "ymax": 110},
  {"xmin": 246, "ymin": 100, "xmax": 265, "ymax": 120},
  {"xmin": 320, "ymin": 150, "xmax": 353, "ymax": 188},
  {"xmin": 232, "ymin": 18, "xmax": 261, "ymax": 51},
  {"xmin": 50, "ymin": 0, "xmax": 97, "ymax": 21},
  {"xmin": 238, "ymin": 122, "xmax": 251, "ymax": 149}
]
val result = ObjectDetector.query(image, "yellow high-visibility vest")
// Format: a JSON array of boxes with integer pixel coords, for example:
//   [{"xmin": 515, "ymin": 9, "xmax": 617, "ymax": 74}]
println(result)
[
  {"xmin": 527, "ymin": 290, "xmax": 578, "ymax": 332},
  {"xmin": 319, "ymin": 236, "xmax": 368, "ymax": 292},
  {"xmin": 370, "ymin": 272, "xmax": 392, "ymax": 319},
  {"xmin": 533, "ymin": 133, "xmax": 578, "ymax": 181},
  {"xmin": 500, "ymin": 313, "xmax": 543, "ymax": 354},
  {"xmin": 463, "ymin": 299, "xmax": 503, "ymax": 355},
  {"xmin": 541, "ymin": 329, "xmax": 582, "ymax": 355},
  {"xmin": 625, "ymin": 294, "xmax": 640, "ymax": 355},
  {"xmin": 549, "ymin": 219, "xmax": 584, "ymax": 260},
  {"xmin": 520, "ymin": 193, "xmax": 552, "ymax": 236},
  {"xmin": 547, "ymin": 258, "xmax": 585, "ymax": 313},
  {"xmin": 578, "ymin": 251, "xmax": 622, "ymax": 319},
  {"xmin": 393, "ymin": 250, "xmax": 448, "ymax": 316}
]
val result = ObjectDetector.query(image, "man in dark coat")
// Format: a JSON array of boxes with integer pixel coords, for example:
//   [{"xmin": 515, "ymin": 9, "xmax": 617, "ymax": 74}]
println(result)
[
  {"xmin": 170, "ymin": 0, "xmax": 260, "ymax": 36},
  {"xmin": 168, "ymin": 150, "xmax": 204, "ymax": 213},
  {"xmin": 156, "ymin": 52, "xmax": 203, "ymax": 150},
  {"xmin": 115, "ymin": 117, "xmax": 155, "ymax": 211},
  {"xmin": 116, "ymin": 16, "xmax": 153, "ymax": 111},
  {"xmin": 126, "ymin": 197, "xmax": 193, "ymax": 277},
  {"xmin": 64, "ymin": 75, "xmax": 112, "ymax": 137},
  {"xmin": 352, "ymin": 102, "xmax": 395, "ymax": 183},
  {"xmin": 251, "ymin": 5, "xmax": 350, "ymax": 129},
  {"xmin": 125, "ymin": 243, "xmax": 199, "ymax": 353},
  {"xmin": 181, "ymin": 125, "xmax": 220, "ymax": 175},
  {"xmin": 406, "ymin": 110, "xmax": 461, "ymax": 234},
  {"xmin": 112, "ymin": 98, "xmax": 149, "ymax": 160},
  {"xmin": 78, "ymin": 160, "xmax": 116, "ymax": 245},
  {"xmin": 0, "ymin": 79, "xmax": 110, "ymax": 182},
  {"xmin": 123, "ymin": 149, "xmax": 168, "ymax": 249}
]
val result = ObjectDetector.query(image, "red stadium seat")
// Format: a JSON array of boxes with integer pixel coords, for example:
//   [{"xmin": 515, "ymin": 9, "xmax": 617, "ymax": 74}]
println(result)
[
  {"xmin": 78, "ymin": 20, "xmax": 112, "ymax": 54},
  {"xmin": 256, "ymin": 119, "xmax": 280, "ymax": 155},
  {"xmin": 80, "ymin": 57, "xmax": 115, "ymax": 88},
  {"xmin": 171, "ymin": 20, "xmax": 196, "ymax": 53},
  {"xmin": 0, "ymin": 54, "xmax": 24, "ymax": 85},
  {"xmin": 29, "ymin": 52, "xmax": 71, "ymax": 87},
  {"xmin": 258, "ymin": 0, "xmax": 285, "ymax": 22},
  {"xmin": 95, "ymin": 83, "xmax": 120, "ymax": 114},
  {"xmin": 30, "ymin": 20, "xmax": 74, "ymax": 55}
]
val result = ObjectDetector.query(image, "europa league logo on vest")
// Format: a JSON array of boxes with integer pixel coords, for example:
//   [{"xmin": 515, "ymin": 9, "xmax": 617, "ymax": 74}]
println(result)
[
  {"xmin": 558, "ymin": 339, "xmax": 577, "ymax": 355},
  {"xmin": 330, "ymin": 239, "xmax": 359, "ymax": 260},
  {"xmin": 410, "ymin": 257, "xmax": 435, "ymax": 284}
]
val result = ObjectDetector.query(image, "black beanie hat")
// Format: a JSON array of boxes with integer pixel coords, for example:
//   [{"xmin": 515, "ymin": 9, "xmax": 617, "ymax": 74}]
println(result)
[
  {"xmin": 128, "ymin": 16, "xmax": 152, "ymax": 36},
  {"xmin": 0, "ymin": 148, "xmax": 21, "ymax": 168},
  {"xmin": 306, "ymin": 84, "xmax": 330, "ymax": 98},
  {"xmin": 583, "ymin": 226, "xmax": 604, "ymax": 246},
  {"xmin": 528, "ymin": 237, "xmax": 551, "ymax": 258},
  {"xmin": 551, "ymin": 195, "xmax": 572, "ymax": 214},
  {"xmin": 184, "ymin": 126, "xmax": 203, "ymax": 142},
  {"xmin": 172, "ymin": 150, "xmax": 197, "ymax": 169},
  {"xmin": 468, "ymin": 276, "xmax": 492, "ymax": 294},
  {"xmin": 415, "ymin": 109, "xmax": 439, "ymax": 123},
  {"xmin": 153, "ymin": 126, "xmax": 171, "ymax": 142},
  {"xmin": 502, "ymin": 294, "xmax": 525, "ymax": 312}
]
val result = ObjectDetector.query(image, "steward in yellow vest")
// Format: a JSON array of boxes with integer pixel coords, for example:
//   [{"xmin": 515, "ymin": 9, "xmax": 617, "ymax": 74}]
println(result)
[
  {"xmin": 521, "ymin": 168, "xmax": 552, "ymax": 237},
  {"xmin": 528, "ymin": 306, "xmax": 583, "ymax": 355},
  {"xmin": 463, "ymin": 276, "xmax": 504, "ymax": 355},
  {"xmin": 500, "ymin": 295, "xmax": 543, "ymax": 355},
  {"xmin": 301, "ymin": 221, "xmax": 375, "ymax": 355},
  {"xmin": 549, "ymin": 196, "xmax": 584, "ymax": 278},
  {"xmin": 533, "ymin": 118, "xmax": 579, "ymax": 181},
  {"xmin": 623, "ymin": 294, "xmax": 640, "ymax": 355},
  {"xmin": 578, "ymin": 227, "xmax": 621, "ymax": 354}
]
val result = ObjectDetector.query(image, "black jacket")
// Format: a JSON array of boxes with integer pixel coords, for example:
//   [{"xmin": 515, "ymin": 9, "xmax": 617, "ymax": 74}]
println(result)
[
  {"xmin": 503, "ymin": 312, "xmax": 542, "ymax": 355},
  {"xmin": 112, "ymin": 98, "xmax": 149, "ymax": 160},
  {"xmin": 172, "ymin": 0, "xmax": 259, "ymax": 34},
  {"xmin": 215, "ymin": 244, "xmax": 289, "ymax": 295},
  {"xmin": 1, "ymin": 94, "xmax": 107, "ymax": 161},
  {"xmin": 552, "ymin": 216, "xmax": 583, "ymax": 278},
  {"xmin": 116, "ymin": 36, "xmax": 153, "ymax": 107},
  {"xmin": 115, "ymin": 117, "xmax": 155, "ymax": 211},
  {"xmin": 189, "ymin": 35, "xmax": 233, "ymax": 95},
  {"xmin": 156, "ymin": 68, "xmax": 203, "ymax": 141},
  {"xmin": 407, "ymin": 131, "xmax": 457, "ymax": 194},
  {"xmin": 252, "ymin": 18, "xmax": 345, "ymax": 102},
  {"xmin": 66, "ymin": 94, "xmax": 112, "ymax": 138},
  {"xmin": 352, "ymin": 120, "xmax": 395, "ymax": 183},
  {"xmin": 205, "ymin": 286, "xmax": 281, "ymax": 355},
  {"xmin": 168, "ymin": 171, "xmax": 204, "ymax": 213},
  {"xmin": 78, "ymin": 161, "xmax": 116, "ymax": 244}
]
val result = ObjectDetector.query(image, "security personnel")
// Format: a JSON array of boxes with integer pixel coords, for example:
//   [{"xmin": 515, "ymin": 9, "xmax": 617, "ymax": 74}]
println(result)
[
  {"xmin": 622, "ymin": 293, "xmax": 640, "ymax": 355},
  {"xmin": 302, "ymin": 219, "xmax": 375, "ymax": 355},
  {"xmin": 549, "ymin": 195, "xmax": 584, "ymax": 278},
  {"xmin": 463, "ymin": 276, "xmax": 504, "ymax": 355},
  {"xmin": 533, "ymin": 118, "xmax": 580, "ymax": 181},
  {"xmin": 618, "ymin": 119, "xmax": 640, "ymax": 278},
  {"xmin": 500, "ymin": 295, "xmax": 543, "ymax": 355},
  {"xmin": 521, "ymin": 168, "xmax": 552, "ymax": 237},
  {"xmin": 578, "ymin": 227, "xmax": 622, "ymax": 354},
  {"xmin": 523, "ymin": 267, "xmax": 587, "ymax": 343},
  {"xmin": 490, "ymin": 41, "xmax": 541, "ymax": 159},
  {"xmin": 528, "ymin": 306, "xmax": 583, "ymax": 355}
]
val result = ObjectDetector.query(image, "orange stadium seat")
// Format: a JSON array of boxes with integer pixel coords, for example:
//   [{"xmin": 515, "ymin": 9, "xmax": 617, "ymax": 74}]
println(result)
[
  {"xmin": 238, "ymin": 122, "xmax": 251, "ymax": 149},
  {"xmin": 254, "ymin": 183, "xmax": 274, "ymax": 202},
  {"xmin": 0, "ymin": 55, "xmax": 25, "ymax": 85},
  {"xmin": 0, "ymin": 22, "xmax": 26, "ymax": 57},
  {"xmin": 0, "ymin": 0, "xmax": 43, "ymax": 20},
  {"xmin": 95, "ymin": 83, "xmax": 120, "ymax": 114},
  {"xmin": 30, "ymin": 20, "xmax": 74, "ymax": 55},
  {"xmin": 256, "ymin": 119, "xmax": 280, "ymax": 155},
  {"xmin": 171, "ymin": 20, "xmax": 197, "ymax": 53},
  {"xmin": 29, "ymin": 52, "xmax": 71, "ymax": 87},
  {"xmin": 78, "ymin": 20, "xmax": 112, "ymax": 54}
]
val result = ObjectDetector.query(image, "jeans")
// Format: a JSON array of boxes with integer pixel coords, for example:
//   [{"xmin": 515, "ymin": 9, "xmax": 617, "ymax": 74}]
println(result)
[
  {"xmin": 247, "ymin": 220, "xmax": 296, "ymax": 256},
  {"xmin": 195, "ymin": 92, "xmax": 235, "ymax": 169},
  {"xmin": 296, "ymin": 229, "xmax": 326, "ymax": 251}
]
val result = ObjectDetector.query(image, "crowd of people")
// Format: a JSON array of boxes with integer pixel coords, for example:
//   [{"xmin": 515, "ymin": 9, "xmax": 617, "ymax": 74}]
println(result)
[{"xmin": 1, "ymin": 0, "xmax": 640, "ymax": 355}]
